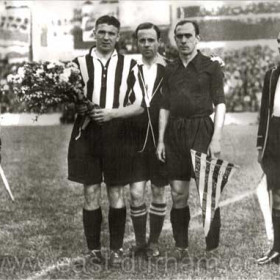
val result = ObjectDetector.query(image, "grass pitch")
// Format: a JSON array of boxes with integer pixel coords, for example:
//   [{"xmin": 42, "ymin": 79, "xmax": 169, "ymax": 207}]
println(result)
[{"xmin": 0, "ymin": 124, "xmax": 278, "ymax": 279}]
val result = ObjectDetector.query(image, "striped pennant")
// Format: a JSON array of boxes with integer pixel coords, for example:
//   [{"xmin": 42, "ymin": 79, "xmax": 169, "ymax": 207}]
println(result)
[{"xmin": 191, "ymin": 149, "xmax": 238, "ymax": 236}]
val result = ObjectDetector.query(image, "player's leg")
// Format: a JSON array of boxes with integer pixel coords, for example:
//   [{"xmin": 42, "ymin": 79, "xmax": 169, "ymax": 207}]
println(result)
[
  {"xmin": 83, "ymin": 183, "xmax": 104, "ymax": 263},
  {"xmin": 68, "ymin": 120, "xmax": 104, "ymax": 263},
  {"xmin": 272, "ymin": 189, "xmax": 280, "ymax": 253},
  {"xmin": 146, "ymin": 183, "xmax": 166, "ymax": 257},
  {"xmin": 258, "ymin": 188, "xmax": 280, "ymax": 265},
  {"xmin": 257, "ymin": 118, "xmax": 280, "ymax": 265},
  {"xmin": 170, "ymin": 180, "xmax": 191, "ymax": 260},
  {"xmin": 129, "ymin": 181, "xmax": 148, "ymax": 255},
  {"xmin": 107, "ymin": 185, "xmax": 126, "ymax": 266}
]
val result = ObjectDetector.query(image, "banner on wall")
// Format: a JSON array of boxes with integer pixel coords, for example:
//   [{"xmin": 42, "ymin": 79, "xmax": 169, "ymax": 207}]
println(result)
[{"xmin": 0, "ymin": 5, "xmax": 30, "ymax": 61}]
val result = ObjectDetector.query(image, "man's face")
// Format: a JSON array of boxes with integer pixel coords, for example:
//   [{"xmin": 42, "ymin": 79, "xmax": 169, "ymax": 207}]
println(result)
[
  {"xmin": 137, "ymin": 28, "xmax": 159, "ymax": 60},
  {"xmin": 174, "ymin": 23, "xmax": 199, "ymax": 57},
  {"xmin": 94, "ymin": 23, "xmax": 119, "ymax": 54}
]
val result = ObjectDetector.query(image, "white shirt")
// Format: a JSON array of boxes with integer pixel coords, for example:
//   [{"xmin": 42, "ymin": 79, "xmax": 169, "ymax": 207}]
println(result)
[
  {"xmin": 135, "ymin": 54, "xmax": 166, "ymax": 107},
  {"xmin": 142, "ymin": 63, "xmax": 157, "ymax": 102},
  {"xmin": 273, "ymin": 75, "xmax": 280, "ymax": 117}
]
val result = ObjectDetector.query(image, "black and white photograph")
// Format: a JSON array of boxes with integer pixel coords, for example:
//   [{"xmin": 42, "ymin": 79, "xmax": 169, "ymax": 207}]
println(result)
[{"xmin": 0, "ymin": 0, "xmax": 280, "ymax": 279}]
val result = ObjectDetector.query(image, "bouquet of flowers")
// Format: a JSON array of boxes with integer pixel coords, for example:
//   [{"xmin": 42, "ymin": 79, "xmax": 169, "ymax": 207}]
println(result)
[{"xmin": 6, "ymin": 61, "xmax": 91, "ymax": 118}]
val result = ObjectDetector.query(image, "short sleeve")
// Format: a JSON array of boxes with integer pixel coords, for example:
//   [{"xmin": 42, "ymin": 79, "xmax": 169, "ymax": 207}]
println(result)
[
  {"xmin": 127, "ymin": 64, "xmax": 145, "ymax": 107},
  {"xmin": 210, "ymin": 61, "xmax": 225, "ymax": 106}
]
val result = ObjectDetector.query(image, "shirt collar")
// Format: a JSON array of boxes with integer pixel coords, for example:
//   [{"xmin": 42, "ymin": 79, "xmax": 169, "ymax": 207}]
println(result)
[
  {"xmin": 137, "ymin": 53, "xmax": 166, "ymax": 67},
  {"xmin": 176, "ymin": 50, "xmax": 204, "ymax": 71},
  {"xmin": 89, "ymin": 47, "xmax": 118, "ymax": 60}
]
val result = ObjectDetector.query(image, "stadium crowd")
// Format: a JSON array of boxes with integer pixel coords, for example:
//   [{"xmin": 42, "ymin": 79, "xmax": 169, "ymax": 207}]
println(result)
[
  {"xmin": 180, "ymin": 2, "xmax": 280, "ymax": 18},
  {"xmin": 197, "ymin": 17, "xmax": 280, "ymax": 41}
]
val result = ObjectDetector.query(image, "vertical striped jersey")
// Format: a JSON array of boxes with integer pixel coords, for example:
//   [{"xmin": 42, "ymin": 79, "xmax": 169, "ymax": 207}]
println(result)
[{"xmin": 73, "ymin": 47, "xmax": 142, "ymax": 109}]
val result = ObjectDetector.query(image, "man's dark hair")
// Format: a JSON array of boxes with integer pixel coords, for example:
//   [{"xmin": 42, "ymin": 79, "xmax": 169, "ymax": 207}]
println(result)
[
  {"xmin": 174, "ymin": 20, "xmax": 199, "ymax": 36},
  {"xmin": 134, "ymin": 22, "xmax": 161, "ymax": 40},
  {"xmin": 95, "ymin": 15, "xmax": 120, "ymax": 30}
]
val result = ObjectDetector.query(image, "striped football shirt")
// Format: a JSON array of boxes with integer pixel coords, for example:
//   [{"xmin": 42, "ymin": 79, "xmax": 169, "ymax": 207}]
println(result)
[{"xmin": 73, "ymin": 47, "xmax": 142, "ymax": 109}]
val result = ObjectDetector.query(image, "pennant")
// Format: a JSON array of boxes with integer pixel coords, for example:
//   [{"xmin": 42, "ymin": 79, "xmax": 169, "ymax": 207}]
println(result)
[{"xmin": 191, "ymin": 149, "xmax": 238, "ymax": 237}]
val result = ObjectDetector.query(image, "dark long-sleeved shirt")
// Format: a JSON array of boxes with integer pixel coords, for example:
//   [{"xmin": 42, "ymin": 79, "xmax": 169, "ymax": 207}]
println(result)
[{"xmin": 161, "ymin": 51, "xmax": 225, "ymax": 118}]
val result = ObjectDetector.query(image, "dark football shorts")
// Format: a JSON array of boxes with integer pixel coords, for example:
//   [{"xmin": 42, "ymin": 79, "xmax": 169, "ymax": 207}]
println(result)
[
  {"xmin": 263, "ymin": 116, "xmax": 280, "ymax": 190},
  {"xmin": 131, "ymin": 137, "xmax": 168, "ymax": 187},
  {"xmin": 68, "ymin": 115, "xmax": 134, "ymax": 186},
  {"xmin": 165, "ymin": 116, "xmax": 214, "ymax": 181}
]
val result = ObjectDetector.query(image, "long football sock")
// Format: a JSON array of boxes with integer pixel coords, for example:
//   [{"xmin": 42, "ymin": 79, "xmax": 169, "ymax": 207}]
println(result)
[
  {"xmin": 109, "ymin": 207, "xmax": 126, "ymax": 250},
  {"xmin": 272, "ymin": 208, "xmax": 280, "ymax": 252},
  {"xmin": 130, "ymin": 203, "xmax": 147, "ymax": 247},
  {"xmin": 206, "ymin": 207, "xmax": 221, "ymax": 251},
  {"xmin": 149, "ymin": 202, "xmax": 167, "ymax": 244},
  {"xmin": 83, "ymin": 208, "xmax": 102, "ymax": 250},
  {"xmin": 170, "ymin": 206, "xmax": 190, "ymax": 248}
]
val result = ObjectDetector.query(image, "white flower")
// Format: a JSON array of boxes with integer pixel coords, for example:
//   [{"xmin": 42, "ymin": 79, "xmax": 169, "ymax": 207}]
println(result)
[
  {"xmin": 46, "ymin": 73, "xmax": 53, "ymax": 79},
  {"xmin": 59, "ymin": 74, "xmax": 68, "ymax": 83},
  {"xmin": 7, "ymin": 74, "xmax": 15, "ymax": 83},
  {"xmin": 3, "ymin": 84, "xmax": 9, "ymax": 91},
  {"xmin": 17, "ymin": 67, "xmax": 25, "ymax": 78},
  {"xmin": 210, "ymin": 56, "xmax": 225, "ymax": 67},
  {"xmin": 59, "ymin": 68, "xmax": 71, "ymax": 82},
  {"xmin": 47, "ymin": 63, "xmax": 55, "ymax": 69},
  {"xmin": 36, "ymin": 69, "xmax": 44, "ymax": 76}
]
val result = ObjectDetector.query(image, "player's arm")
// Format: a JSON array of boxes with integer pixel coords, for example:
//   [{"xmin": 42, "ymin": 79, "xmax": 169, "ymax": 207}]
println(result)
[
  {"xmin": 156, "ymin": 108, "xmax": 170, "ymax": 162},
  {"xmin": 91, "ymin": 103, "xmax": 144, "ymax": 122},
  {"xmin": 156, "ymin": 68, "xmax": 171, "ymax": 163},
  {"xmin": 208, "ymin": 61, "xmax": 226, "ymax": 156},
  {"xmin": 208, "ymin": 103, "xmax": 226, "ymax": 156}
]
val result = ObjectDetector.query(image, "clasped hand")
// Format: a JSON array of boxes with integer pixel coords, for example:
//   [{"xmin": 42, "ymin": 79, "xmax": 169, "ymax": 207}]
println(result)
[
  {"xmin": 75, "ymin": 103, "xmax": 113, "ymax": 123},
  {"xmin": 88, "ymin": 108, "xmax": 113, "ymax": 123}
]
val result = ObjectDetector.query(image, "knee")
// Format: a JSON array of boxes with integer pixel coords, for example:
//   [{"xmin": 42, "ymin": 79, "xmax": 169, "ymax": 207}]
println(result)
[
  {"xmin": 130, "ymin": 182, "xmax": 145, "ymax": 207},
  {"xmin": 151, "ymin": 185, "xmax": 166, "ymax": 203},
  {"xmin": 108, "ymin": 186, "xmax": 125, "ymax": 208},
  {"xmin": 171, "ymin": 188, "xmax": 189, "ymax": 207},
  {"xmin": 84, "ymin": 184, "xmax": 101, "ymax": 210},
  {"xmin": 130, "ymin": 189, "xmax": 145, "ymax": 207}
]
